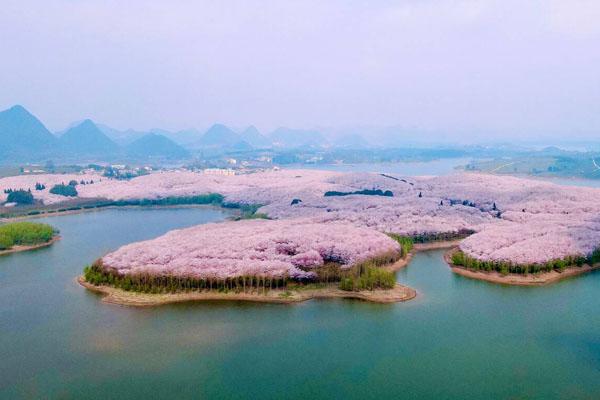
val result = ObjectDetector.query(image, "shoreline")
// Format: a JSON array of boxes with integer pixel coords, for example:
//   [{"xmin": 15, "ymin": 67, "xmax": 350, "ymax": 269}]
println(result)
[
  {"xmin": 444, "ymin": 247, "xmax": 600, "ymax": 286},
  {"xmin": 1, "ymin": 203, "xmax": 235, "ymax": 222},
  {"xmin": 77, "ymin": 276, "xmax": 416, "ymax": 306},
  {"xmin": 0, "ymin": 235, "xmax": 60, "ymax": 256},
  {"xmin": 383, "ymin": 239, "xmax": 461, "ymax": 273},
  {"xmin": 77, "ymin": 239, "xmax": 461, "ymax": 307}
]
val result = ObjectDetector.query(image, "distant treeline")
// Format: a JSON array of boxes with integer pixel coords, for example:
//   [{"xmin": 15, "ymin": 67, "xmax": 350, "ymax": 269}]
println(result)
[
  {"xmin": 410, "ymin": 229, "xmax": 475, "ymax": 243},
  {"xmin": 324, "ymin": 189, "xmax": 393, "ymax": 197}
]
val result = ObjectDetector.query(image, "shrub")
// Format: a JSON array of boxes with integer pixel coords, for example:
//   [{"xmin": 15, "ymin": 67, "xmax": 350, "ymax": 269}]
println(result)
[
  {"xmin": 49, "ymin": 184, "xmax": 78, "ymax": 197},
  {"xmin": 7, "ymin": 190, "xmax": 34, "ymax": 205},
  {"xmin": 387, "ymin": 234, "xmax": 414, "ymax": 257},
  {"xmin": 451, "ymin": 250, "xmax": 465, "ymax": 266}
]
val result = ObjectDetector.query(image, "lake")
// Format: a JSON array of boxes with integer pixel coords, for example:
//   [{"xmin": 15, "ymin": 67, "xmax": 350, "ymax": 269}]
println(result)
[
  {"xmin": 1, "ymin": 206, "xmax": 599, "ymax": 399},
  {"xmin": 283, "ymin": 158, "xmax": 471, "ymax": 176}
]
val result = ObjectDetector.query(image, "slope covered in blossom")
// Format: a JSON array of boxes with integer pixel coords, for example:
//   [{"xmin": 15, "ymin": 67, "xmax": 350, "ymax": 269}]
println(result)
[
  {"xmin": 100, "ymin": 219, "xmax": 400, "ymax": 279},
  {"xmin": 0, "ymin": 173, "xmax": 100, "ymax": 204},
  {"xmin": 3, "ymin": 169, "xmax": 600, "ymax": 265}
]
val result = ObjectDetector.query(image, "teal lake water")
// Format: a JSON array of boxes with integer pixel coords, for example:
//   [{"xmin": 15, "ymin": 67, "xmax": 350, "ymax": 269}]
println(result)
[{"xmin": 1, "ymin": 207, "xmax": 600, "ymax": 399}]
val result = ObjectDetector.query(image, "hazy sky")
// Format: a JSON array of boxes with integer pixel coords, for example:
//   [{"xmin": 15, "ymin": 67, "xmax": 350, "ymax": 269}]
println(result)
[{"xmin": 1, "ymin": 0, "xmax": 599, "ymax": 139}]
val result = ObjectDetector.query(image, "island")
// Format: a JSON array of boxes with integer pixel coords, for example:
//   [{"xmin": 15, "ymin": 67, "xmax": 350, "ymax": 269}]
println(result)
[
  {"xmin": 80, "ymin": 219, "xmax": 417, "ymax": 305},
  {"xmin": 2, "ymin": 168, "xmax": 600, "ymax": 295},
  {"xmin": 0, "ymin": 221, "xmax": 58, "ymax": 255}
]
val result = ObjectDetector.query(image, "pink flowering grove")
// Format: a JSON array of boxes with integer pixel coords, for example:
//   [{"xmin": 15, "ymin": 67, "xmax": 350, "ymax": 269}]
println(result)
[
  {"xmin": 3, "ymin": 169, "xmax": 600, "ymax": 267},
  {"xmin": 100, "ymin": 219, "xmax": 400, "ymax": 279}
]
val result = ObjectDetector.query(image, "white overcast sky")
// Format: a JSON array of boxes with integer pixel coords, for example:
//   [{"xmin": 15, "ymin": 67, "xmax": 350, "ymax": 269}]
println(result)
[{"xmin": 1, "ymin": 0, "xmax": 599, "ymax": 139}]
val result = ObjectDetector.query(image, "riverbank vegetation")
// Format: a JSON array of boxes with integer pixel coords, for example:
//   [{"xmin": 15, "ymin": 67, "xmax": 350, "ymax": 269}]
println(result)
[
  {"xmin": 0, "ymin": 221, "xmax": 56, "ymax": 250},
  {"xmin": 388, "ymin": 234, "xmax": 414, "ymax": 257},
  {"xmin": 0, "ymin": 193, "xmax": 226, "ymax": 218},
  {"xmin": 83, "ymin": 250, "xmax": 400, "ymax": 295},
  {"xmin": 450, "ymin": 248, "xmax": 600, "ymax": 275},
  {"xmin": 338, "ymin": 261, "xmax": 396, "ymax": 291}
]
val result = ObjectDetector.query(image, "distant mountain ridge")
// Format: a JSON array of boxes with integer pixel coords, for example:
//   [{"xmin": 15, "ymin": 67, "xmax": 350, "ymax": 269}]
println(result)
[
  {"xmin": 241, "ymin": 125, "xmax": 271, "ymax": 148},
  {"xmin": 197, "ymin": 123, "xmax": 242, "ymax": 147},
  {"xmin": 0, "ymin": 105, "xmax": 58, "ymax": 160},
  {"xmin": 59, "ymin": 119, "xmax": 119, "ymax": 157},
  {"xmin": 97, "ymin": 123, "xmax": 147, "ymax": 146},
  {"xmin": 0, "ymin": 104, "xmax": 357, "ymax": 163}
]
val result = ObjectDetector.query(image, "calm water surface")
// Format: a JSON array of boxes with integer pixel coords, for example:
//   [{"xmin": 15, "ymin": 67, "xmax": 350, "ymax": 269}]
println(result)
[
  {"xmin": 283, "ymin": 158, "xmax": 471, "ymax": 176},
  {"xmin": 1, "ymin": 207, "xmax": 599, "ymax": 399}
]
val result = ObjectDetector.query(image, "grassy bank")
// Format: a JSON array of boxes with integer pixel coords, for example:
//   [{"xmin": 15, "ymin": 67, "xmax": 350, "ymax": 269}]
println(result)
[{"xmin": 0, "ymin": 221, "xmax": 56, "ymax": 250}]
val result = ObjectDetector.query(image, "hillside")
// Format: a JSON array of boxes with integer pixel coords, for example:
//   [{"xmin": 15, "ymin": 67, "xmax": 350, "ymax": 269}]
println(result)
[
  {"xmin": 126, "ymin": 133, "xmax": 190, "ymax": 159},
  {"xmin": 59, "ymin": 119, "xmax": 120, "ymax": 157},
  {"xmin": 240, "ymin": 125, "xmax": 271, "ymax": 148},
  {"xmin": 197, "ymin": 124, "xmax": 242, "ymax": 147},
  {"xmin": 0, "ymin": 105, "xmax": 58, "ymax": 160}
]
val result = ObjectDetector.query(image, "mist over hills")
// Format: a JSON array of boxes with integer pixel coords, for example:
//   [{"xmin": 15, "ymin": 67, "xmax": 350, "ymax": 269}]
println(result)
[
  {"xmin": 161, "ymin": 128, "xmax": 202, "ymax": 146},
  {"xmin": 2, "ymin": 104, "xmax": 516, "ymax": 165},
  {"xmin": 195, "ymin": 124, "xmax": 243, "ymax": 148},
  {"xmin": 270, "ymin": 127, "xmax": 327, "ymax": 148},
  {"xmin": 97, "ymin": 124, "xmax": 147, "ymax": 146},
  {"xmin": 0, "ymin": 105, "xmax": 360, "ymax": 164},
  {"xmin": 240, "ymin": 126, "xmax": 271, "ymax": 148},
  {"xmin": 0, "ymin": 105, "xmax": 193, "ymax": 162}
]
